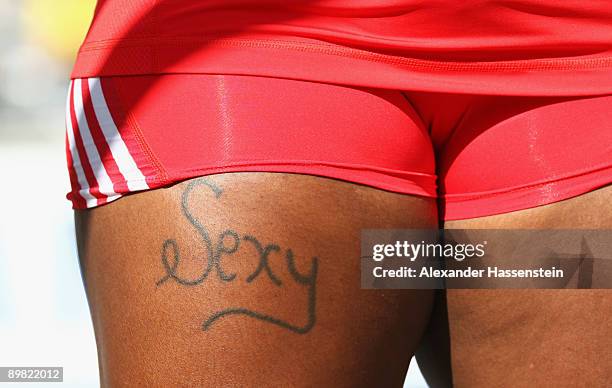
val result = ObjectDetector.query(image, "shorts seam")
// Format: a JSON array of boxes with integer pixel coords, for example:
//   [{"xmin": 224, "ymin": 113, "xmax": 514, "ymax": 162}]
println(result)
[
  {"xmin": 77, "ymin": 36, "xmax": 612, "ymax": 72},
  {"xmin": 173, "ymin": 160, "xmax": 436, "ymax": 180},
  {"xmin": 68, "ymin": 161, "xmax": 438, "ymax": 208},
  {"xmin": 167, "ymin": 160, "xmax": 438, "ymax": 197},
  {"xmin": 442, "ymin": 162, "xmax": 612, "ymax": 202},
  {"xmin": 105, "ymin": 78, "xmax": 170, "ymax": 185}
]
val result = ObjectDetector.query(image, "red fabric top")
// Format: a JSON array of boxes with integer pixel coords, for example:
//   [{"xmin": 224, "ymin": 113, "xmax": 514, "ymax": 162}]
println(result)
[{"xmin": 73, "ymin": 0, "xmax": 612, "ymax": 95}]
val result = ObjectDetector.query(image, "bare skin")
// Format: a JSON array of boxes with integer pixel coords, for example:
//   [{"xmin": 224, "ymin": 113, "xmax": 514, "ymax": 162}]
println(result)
[
  {"xmin": 445, "ymin": 184, "xmax": 612, "ymax": 387},
  {"xmin": 75, "ymin": 173, "xmax": 438, "ymax": 387},
  {"xmin": 75, "ymin": 171, "xmax": 610, "ymax": 387}
]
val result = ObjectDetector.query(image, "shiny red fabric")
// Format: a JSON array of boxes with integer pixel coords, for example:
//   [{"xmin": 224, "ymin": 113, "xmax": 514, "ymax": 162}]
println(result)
[
  {"xmin": 65, "ymin": 74, "xmax": 612, "ymax": 219},
  {"xmin": 66, "ymin": 1, "xmax": 612, "ymax": 218},
  {"xmin": 73, "ymin": 0, "xmax": 612, "ymax": 95}
]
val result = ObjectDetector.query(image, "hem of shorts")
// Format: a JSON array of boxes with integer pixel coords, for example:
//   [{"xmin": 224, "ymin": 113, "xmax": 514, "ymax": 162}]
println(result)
[
  {"xmin": 442, "ymin": 163, "xmax": 612, "ymax": 221},
  {"xmin": 68, "ymin": 162, "xmax": 438, "ymax": 209},
  {"xmin": 71, "ymin": 37, "xmax": 612, "ymax": 96}
]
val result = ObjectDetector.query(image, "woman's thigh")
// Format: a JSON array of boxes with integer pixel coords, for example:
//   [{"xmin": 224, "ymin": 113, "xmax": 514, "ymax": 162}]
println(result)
[
  {"xmin": 445, "ymin": 185, "xmax": 612, "ymax": 387},
  {"xmin": 75, "ymin": 172, "xmax": 438, "ymax": 387}
]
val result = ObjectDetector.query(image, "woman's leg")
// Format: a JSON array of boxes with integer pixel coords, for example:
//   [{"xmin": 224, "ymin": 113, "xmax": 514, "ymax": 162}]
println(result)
[
  {"xmin": 445, "ymin": 184, "xmax": 612, "ymax": 387},
  {"xmin": 404, "ymin": 88, "xmax": 612, "ymax": 387},
  {"xmin": 76, "ymin": 173, "xmax": 438, "ymax": 387}
]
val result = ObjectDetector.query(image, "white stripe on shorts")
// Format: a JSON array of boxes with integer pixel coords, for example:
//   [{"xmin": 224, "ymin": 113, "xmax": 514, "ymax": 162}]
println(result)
[
  {"xmin": 88, "ymin": 77, "xmax": 149, "ymax": 191},
  {"xmin": 73, "ymin": 78, "xmax": 119, "ymax": 200},
  {"xmin": 66, "ymin": 81, "xmax": 98, "ymax": 207}
]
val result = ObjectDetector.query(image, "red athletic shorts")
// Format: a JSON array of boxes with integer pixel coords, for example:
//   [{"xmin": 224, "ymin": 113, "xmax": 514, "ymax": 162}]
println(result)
[
  {"xmin": 65, "ymin": 74, "xmax": 612, "ymax": 220},
  {"xmin": 65, "ymin": 1, "xmax": 612, "ymax": 219}
]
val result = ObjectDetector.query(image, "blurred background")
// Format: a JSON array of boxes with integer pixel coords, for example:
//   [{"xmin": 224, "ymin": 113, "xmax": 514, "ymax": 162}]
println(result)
[
  {"xmin": 0, "ymin": 0, "xmax": 427, "ymax": 386},
  {"xmin": 0, "ymin": 0, "xmax": 100, "ymax": 387}
]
